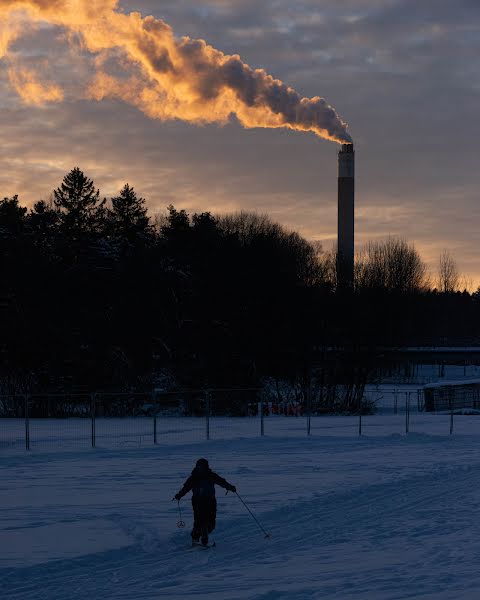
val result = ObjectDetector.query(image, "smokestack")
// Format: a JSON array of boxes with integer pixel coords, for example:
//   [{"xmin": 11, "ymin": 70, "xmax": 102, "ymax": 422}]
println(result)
[{"xmin": 337, "ymin": 143, "xmax": 355, "ymax": 289}]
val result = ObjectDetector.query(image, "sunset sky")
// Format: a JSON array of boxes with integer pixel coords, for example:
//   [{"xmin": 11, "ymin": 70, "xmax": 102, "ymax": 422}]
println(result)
[{"xmin": 1, "ymin": 0, "xmax": 480, "ymax": 285}]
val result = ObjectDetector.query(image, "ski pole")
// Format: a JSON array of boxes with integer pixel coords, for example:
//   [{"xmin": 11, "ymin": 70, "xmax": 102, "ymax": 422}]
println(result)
[
  {"xmin": 235, "ymin": 492, "xmax": 271, "ymax": 539},
  {"xmin": 176, "ymin": 500, "xmax": 185, "ymax": 528}
]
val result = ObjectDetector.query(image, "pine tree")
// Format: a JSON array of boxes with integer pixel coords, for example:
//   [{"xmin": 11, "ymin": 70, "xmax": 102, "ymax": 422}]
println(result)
[
  {"xmin": 108, "ymin": 184, "xmax": 151, "ymax": 244},
  {"xmin": 161, "ymin": 205, "xmax": 190, "ymax": 233},
  {"xmin": 0, "ymin": 195, "xmax": 27, "ymax": 236},
  {"xmin": 28, "ymin": 199, "xmax": 59, "ymax": 246},
  {"xmin": 160, "ymin": 205, "xmax": 192, "ymax": 264},
  {"xmin": 53, "ymin": 168, "xmax": 105, "ymax": 237}
]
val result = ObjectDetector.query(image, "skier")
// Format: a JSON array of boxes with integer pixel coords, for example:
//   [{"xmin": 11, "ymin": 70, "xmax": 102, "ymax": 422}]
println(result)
[{"xmin": 173, "ymin": 458, "xmax": 236, "ymax": 546}]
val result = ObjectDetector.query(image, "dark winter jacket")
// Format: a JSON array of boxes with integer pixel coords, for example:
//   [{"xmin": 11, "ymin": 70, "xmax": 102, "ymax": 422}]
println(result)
[{"xmin": 176, "ymin": 465, "xmax": 235, "ymax": 499}]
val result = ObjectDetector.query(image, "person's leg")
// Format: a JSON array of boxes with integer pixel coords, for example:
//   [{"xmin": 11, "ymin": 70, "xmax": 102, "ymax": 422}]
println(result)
[
  {"xmin": 207, "ymin": 498, "xmax": 217, "ymax": 534},
  {"xmin": 191, "ymin": 498, "xmax": 201, "ymax": 542},
  {"xmin": 196, "ymin": 498, "xmax": 210, "ymax": 545}
]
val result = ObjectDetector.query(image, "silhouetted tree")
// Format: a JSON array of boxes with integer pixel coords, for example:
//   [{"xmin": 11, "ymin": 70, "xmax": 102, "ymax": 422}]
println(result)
[
  {"xmin": 0, "ymin": 195, "xmax": 27, "ymax": 236},
  {"xmin": 108, "ymin": 184, "xmax": 151, "ymax": 246},
  {"xmin": 313, "ymin": 242, "xmax": 336, "ymax": 288},
  {"xmin": 53, "ymin": 167, "xmax": 105, "ymax": 237},
  {"xmin": 28, "ymin": 199, "xmax": 59, "ymax": 252},
  {"xmin": 218, "ymin": 211, "xmax": 325, "ymax": 288},
  {"xmin": 2, "ymin": 178, "xmax": 480, "ymax": 397},
  {"xmin": 161, "ymin": 205, "xmax": 190, "ymax": 243},
  {"xmin": 356, "ymin": 237, "xmax": 427, "ymax": 293},
  {"xmin": 437, "ymin": 250, "xmax": 459, "ymax": 293}
]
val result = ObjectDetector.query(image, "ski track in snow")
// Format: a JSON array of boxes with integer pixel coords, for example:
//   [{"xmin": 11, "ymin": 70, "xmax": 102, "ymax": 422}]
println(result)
[{"xmin": 2, "ymin": 429, "xmax": 480, "ymax": 599}]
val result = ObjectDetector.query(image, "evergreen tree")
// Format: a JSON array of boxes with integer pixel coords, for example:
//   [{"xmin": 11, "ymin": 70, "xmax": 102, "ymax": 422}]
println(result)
[
  {"xmin": 159, "ymin": 205, "xmax": 193, "ymax": 265},
  {"xmin": 0, "ymin": 195, "xmax": 27, "ymax": 236},
  {"xmin": 28, "ymin": 199, "xmax": 59, "ymax": 251},
  {"xmin": 161, "ymin": 205, "xmax": 190, "ymax": 237},
  {"xmin": 108, "ymin": 184, "xmax": 151, "ymax": 244},
  {"xmin": 53, "ymin": 168, "xmax": 105, "ymax": 237}
]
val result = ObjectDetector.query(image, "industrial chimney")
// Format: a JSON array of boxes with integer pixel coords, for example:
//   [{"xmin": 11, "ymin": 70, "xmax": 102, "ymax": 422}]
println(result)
[{"xmin": 337, "ymin": 143, "xmax": 355, "ymax": 288}]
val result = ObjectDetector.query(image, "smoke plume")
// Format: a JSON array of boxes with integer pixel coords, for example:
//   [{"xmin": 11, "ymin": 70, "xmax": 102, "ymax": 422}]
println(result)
[
  {"xmin": 0, "ymin": 0, "xmax": 352, "ymax": 144},
  {"xmin": 8, "ymin": 66, "xmax": 63, "ymax": 104}
]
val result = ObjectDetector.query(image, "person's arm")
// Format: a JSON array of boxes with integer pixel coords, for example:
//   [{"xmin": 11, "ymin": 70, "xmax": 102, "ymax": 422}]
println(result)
[
  {"xmin": 212, "ymin": 472, "xmax": 236, "ymax": 493},
  {"xmin": 174, "ymin": 475, "xmax": 194, "ymax": 500}
]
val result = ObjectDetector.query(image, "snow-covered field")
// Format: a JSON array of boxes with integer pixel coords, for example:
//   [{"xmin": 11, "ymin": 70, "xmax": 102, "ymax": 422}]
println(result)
[{"xmin": 3, "ymin": 415, "xmax": 480, "ymax": 599}]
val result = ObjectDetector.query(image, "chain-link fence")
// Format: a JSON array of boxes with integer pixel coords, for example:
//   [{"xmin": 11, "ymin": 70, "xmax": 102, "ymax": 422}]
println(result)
[{"xmin": 2, "ymin": 386, "xmax": 478, "ymax": 452}]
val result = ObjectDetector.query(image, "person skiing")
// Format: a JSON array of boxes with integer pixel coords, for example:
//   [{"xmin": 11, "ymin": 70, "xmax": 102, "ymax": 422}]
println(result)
[{"xmin": 173, "ymin": 458, "xmax": 236, "ymax": 546}]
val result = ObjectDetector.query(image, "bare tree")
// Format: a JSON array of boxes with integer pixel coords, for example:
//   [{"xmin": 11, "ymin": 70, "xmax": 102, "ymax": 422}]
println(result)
[
  {"xmin": 218, "ymin": 211, "xmax": 329, "ymax": 288},
  {"xmin": 355, "ymin": 237, "xmax": 427, "ymax": 293},
  {"xmin": 437, "ymin": 250, "xmax": 459, "ymax": 293},
  {"xmin": 459, "ymin": 274, "xmax": 473, "ymax": 293},
  {"xmin": 316, "ymin": 245, "xmax": 337, "ymax": 288}
]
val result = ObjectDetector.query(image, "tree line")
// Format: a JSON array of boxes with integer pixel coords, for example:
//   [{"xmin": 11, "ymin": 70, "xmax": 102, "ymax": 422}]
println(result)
[{"xmin": 0, "ymin": 167, "xmax": 479, "ymax": 396}]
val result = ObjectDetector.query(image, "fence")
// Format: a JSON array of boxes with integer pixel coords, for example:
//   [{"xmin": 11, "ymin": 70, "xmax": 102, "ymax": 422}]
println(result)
[
  {"xmin": 423, "ymin": 381, "xmax": 480, "ymax": 412},
  {"xmin": 1, "ymin": 386, "xmax": 477, "ymax": 452}
]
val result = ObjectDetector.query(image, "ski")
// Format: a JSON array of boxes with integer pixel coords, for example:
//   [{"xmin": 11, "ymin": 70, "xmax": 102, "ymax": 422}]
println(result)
[{"xmin": 191, "ymin": 541, "xmax": 216, "ymax": 549}]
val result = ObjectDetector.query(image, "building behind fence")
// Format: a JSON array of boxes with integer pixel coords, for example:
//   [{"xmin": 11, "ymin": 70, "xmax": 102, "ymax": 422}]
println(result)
[{"xmin": 423, "ymin": 379, "xmax": 480, "ymax": 412}]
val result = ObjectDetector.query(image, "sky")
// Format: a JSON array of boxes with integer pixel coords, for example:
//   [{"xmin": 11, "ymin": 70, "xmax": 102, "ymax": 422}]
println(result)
[{"xmin": 1, "ymin": 0, "xmax": 480, "ymax": 285}]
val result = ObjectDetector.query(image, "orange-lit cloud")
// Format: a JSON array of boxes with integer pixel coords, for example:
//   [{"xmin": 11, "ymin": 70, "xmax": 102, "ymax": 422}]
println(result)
[
  {"xmin": 8, "ymin": 66, "xmax": 63, "ymax": 105},
  {"xmin": 0, "ymin": 0, "xmax": 352, "ymax": 143}
]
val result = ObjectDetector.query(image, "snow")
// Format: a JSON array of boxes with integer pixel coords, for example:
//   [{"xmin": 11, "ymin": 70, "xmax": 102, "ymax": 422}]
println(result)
[
  {"xmin": 403, "ymin": 347, "xmax": 480, "ymax": 352},
  {"xmin": 438, "ymin": 408, "xmax": 480, "ymax": 415},
  {"xmin": 424, "ymin": 378, "xmax": 480, "ymax": 388},
  {"xmin": 3, "ymin": 416, "xmax": 480, "ymax": 599},
  {"xmin": 3, "ymin": 520, "xmax": 131, "ymax": 568}
]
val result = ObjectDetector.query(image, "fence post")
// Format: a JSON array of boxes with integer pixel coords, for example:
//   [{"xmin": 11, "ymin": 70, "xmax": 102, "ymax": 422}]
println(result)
[
  {"xmin": 260, "ymin": 399, "xmax": 264, "ymax": 437},
  {"xmin": 205, "ymin": 390, "xmax": 210, "ymax": 441},
  {"xmin": 24, "ymin": 395, "xmax": 30, "ymax": 451},
  {"xmin": 152, "ymin": 390, "xmax": 158, "ymax": 445},
  {"xmin": 357, "ymin": 389, "xmax": 362, "ymax": 436},
  {"xmin": 306, "ymin": 386, "xmax": 311, "ymax": 437},
  {"xmin": 449, "ymin": 396, "xmax": 454, "ymax": 435},
  {"xmin": 91, "ymin": 393, "xmax": 96, "ymax": 448},
  {"xmin": 405, "ymin": 392, "xmax": 410, "ymax": 434}
]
